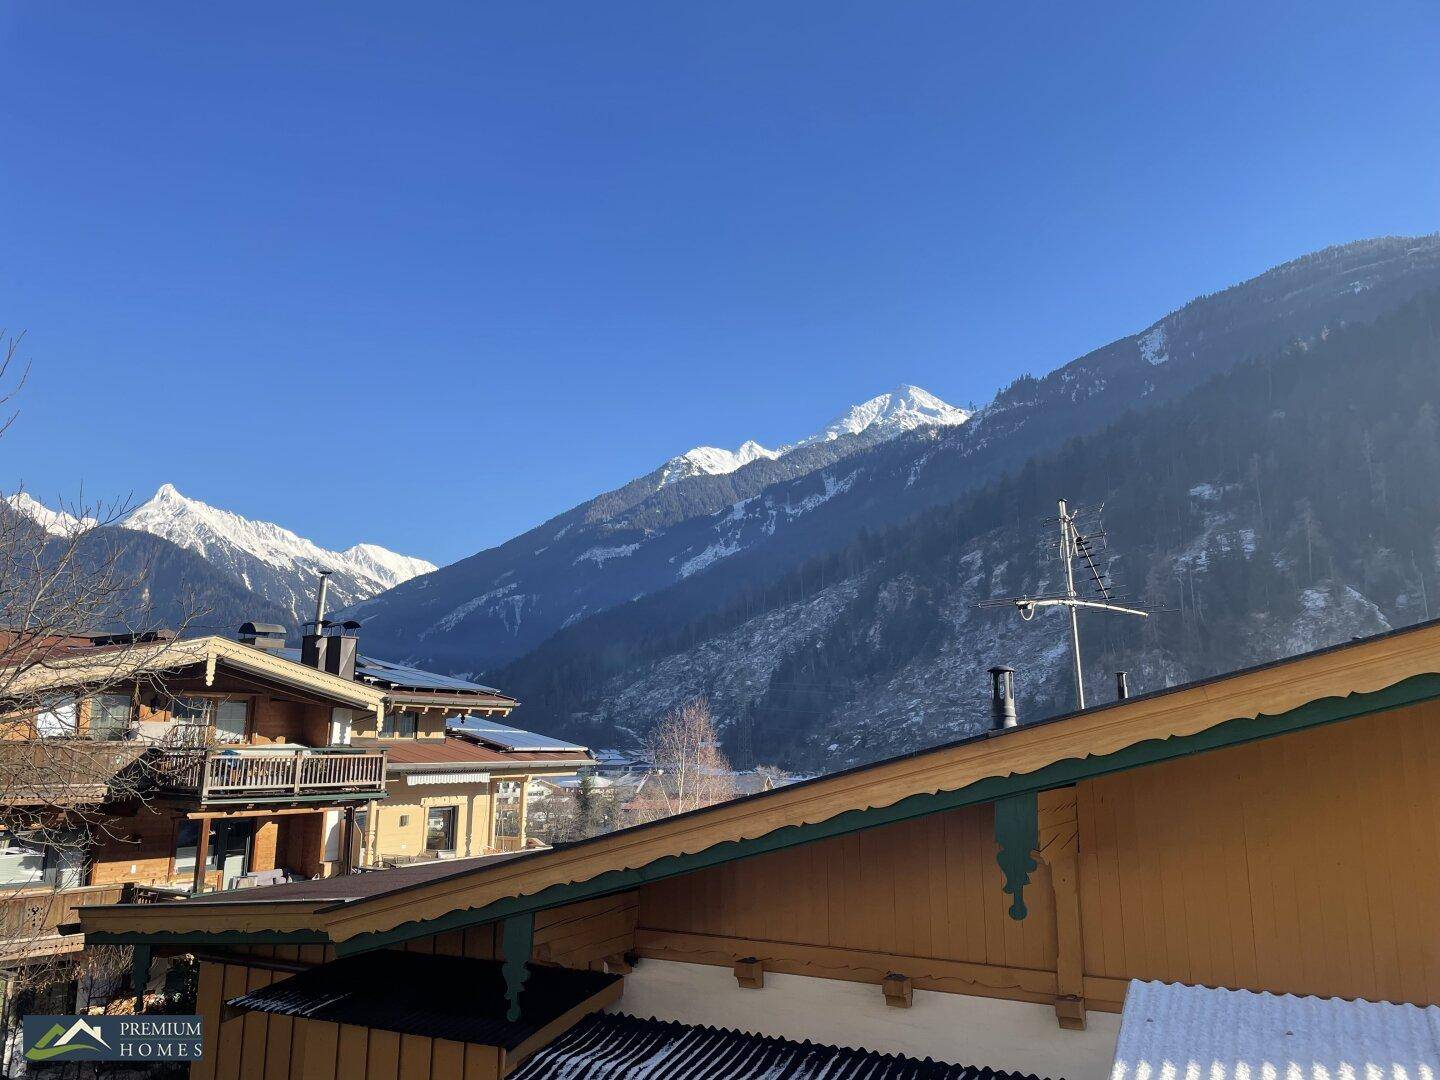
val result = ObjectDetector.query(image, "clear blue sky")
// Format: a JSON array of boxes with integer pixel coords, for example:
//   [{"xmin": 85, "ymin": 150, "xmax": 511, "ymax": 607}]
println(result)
[{"xmin": 3, "ymin": 2, "xmax": 1437, "ymax": 564}]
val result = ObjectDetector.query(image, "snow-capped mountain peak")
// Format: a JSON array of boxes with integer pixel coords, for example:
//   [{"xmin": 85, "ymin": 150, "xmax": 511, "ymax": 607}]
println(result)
[
  {"xmin": 341, "ymin": 543, "xmax": 439, "ymax": 588},
  {"xmin": 803, "ymin": 385, "xmax": 970, "ymax": 445},
  {"xmin": 113, "ymin": 484, "xmax": 436, "ymax": 623},
  {"xmin": 4, "ymin": 491, "xmax": 97, "ymax": 537},
  {"xmin": 659, "ymin": 440, "xmax": 782, "ymax": 487},
  {"xmin": 656, "ymin": 385, "xmax": 968, "ymax": 490}
]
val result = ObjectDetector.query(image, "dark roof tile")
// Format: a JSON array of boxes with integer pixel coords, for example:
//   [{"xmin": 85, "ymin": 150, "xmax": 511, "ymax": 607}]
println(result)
[{"xmin": 227, "ymin": 951, "xmax": 618, "ymax": 1050}]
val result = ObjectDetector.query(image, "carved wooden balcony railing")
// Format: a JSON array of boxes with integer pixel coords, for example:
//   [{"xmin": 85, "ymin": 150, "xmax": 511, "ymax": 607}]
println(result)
[
  {"xmin": 150, "ymin": 746, "xmax": 388, "ymax": 804},
  {"xmin": 0, "ymin": 882, "xmax": 127, "ymax": 963}
]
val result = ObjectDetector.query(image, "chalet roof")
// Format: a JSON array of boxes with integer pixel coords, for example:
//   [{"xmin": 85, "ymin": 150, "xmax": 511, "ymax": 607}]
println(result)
[
  {"xmin": 509, "ymin": 1013, "xmax": 1044, "ymax": 1080},
  {"xmin": 226, "ymin": 950, "xmax": 619, "ymax": 1050},
  {"xmin": 1111, "ymin": 980, "xmax": 1440, "ymax": 1080},
  {"xmin": 81, "ymin": 617, "xmax": 1440, "ymax": 949},
  {"xmin": 274, "ymin": 648, "xmax": 518, "ymax": 708},
  {"xmin": 2, "ymin": 635, "xmax": 388, "ymax": 714},
  {"xmin": 357, "ymin": 734, "xmax": 592, "ymax": 773}
]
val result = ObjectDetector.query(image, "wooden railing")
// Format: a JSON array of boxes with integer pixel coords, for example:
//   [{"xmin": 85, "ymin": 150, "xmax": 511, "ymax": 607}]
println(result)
[
  {"xmin": 150, "ymin": 746, "xmax": 387, "ymax": 802},
  {"xmin": 0, "ymin": 883, "xmax": 126, "ymax": 962}
]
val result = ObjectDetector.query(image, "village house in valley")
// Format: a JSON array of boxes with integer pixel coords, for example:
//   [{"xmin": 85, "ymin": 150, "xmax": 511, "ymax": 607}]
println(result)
[
  {"xmin": 0, "ymin": 616, "xmax": 587, "ymax": 1033},
  {"xmin": 78, "ymin": 619, "xmax": 1440, "ymax": 1079}
]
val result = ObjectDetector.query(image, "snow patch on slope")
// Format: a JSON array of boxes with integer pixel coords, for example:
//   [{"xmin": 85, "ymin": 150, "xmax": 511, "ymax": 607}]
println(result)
[
  {"xmin": 1139, "ymin": 326, "xmax": 1170, "ymax": 366},
  {"xmin": 575, "ymin": 543, "xmax": 641, "ymax": 567}
]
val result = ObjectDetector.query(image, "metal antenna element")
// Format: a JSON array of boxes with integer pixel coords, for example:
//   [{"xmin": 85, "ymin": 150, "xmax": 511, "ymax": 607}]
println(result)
[{"xmin": 979, "ymin": 499, "xmax": 1147, "ymax": 709}]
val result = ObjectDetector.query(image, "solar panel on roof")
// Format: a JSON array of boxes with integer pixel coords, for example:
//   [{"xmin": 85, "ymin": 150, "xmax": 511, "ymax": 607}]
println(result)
[
  {"xmin": 448, "ymin": 716, "xmax": 588, "ymax": 753},
  {"xmin": 270, "ymin": 647, "xmax": 509, "ymax": 696},
  {"xmin": 355, "ymin": 655, "xmax": 507, "ymax": 695}
]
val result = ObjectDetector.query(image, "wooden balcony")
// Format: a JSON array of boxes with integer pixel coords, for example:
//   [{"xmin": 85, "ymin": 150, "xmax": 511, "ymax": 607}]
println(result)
[
  {"xmin": 150, "ymin": 745, "xmax": 388, "ymax": 805},
  {"xmin": 0, "ymin": 882, "xmax": 127, "ymax": 964}
]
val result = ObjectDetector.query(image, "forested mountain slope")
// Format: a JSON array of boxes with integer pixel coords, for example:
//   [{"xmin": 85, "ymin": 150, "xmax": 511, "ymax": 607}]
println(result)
[
  {"xmin": 497, "ymin": 289, "xmax": 1440, "ymax": 772},
  {"xmin": 350, "ymin": 235, "xmax": 1440, "ymax": 678}
]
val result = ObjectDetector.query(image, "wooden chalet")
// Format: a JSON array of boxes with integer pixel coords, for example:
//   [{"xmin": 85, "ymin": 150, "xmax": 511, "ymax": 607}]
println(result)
[
  {"xmin": 0, "ymin": 624, "xmax": 584, "ymax": 983},
  {"xmin": 78, "ymin": 619, "xmax": 1440, "ymax": 1080}
]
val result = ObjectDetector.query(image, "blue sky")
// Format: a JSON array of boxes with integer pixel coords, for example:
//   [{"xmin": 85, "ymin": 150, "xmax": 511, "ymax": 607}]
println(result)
[{"xmin": 2, "ymin": 2, "xmax": 1437, "ymax": 564}]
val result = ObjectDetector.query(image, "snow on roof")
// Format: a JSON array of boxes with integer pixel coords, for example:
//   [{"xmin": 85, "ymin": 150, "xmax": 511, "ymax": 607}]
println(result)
[{"xmin": 1111, "ymin": 981, "xmax": 1440, "ymax": 1080}]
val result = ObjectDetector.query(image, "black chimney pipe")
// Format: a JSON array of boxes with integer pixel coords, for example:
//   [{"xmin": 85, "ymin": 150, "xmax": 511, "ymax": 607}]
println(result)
[
  {"xmin": 989, "ymin": 666, "xmax": 1018, "ymax": 730},
  {"xmin": 1115, "ymin": 671, "xmax": 1130, "ymax": 701}
]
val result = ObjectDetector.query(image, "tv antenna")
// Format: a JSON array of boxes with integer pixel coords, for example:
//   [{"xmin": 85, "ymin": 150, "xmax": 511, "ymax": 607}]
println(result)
[{"xmin": 979, "ymin": 499, "xmax": 1147, "ymax": 709}]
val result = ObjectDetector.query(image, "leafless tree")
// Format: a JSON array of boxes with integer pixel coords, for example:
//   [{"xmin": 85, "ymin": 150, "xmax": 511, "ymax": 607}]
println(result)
[
  {"xmin": 636, "ymin": 699, "xmax": 737, "ymax": 824},
  {"xmin": 0, "ymin": 332, "xmax": 198, "ymax": 996}
]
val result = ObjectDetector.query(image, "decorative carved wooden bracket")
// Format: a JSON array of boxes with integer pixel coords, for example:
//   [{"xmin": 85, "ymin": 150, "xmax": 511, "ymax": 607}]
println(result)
[
  {"xmin": 993, "ymin": 792, "xmax": 1039, "ymax": 920},
  {"xmin": 501, "ymin": 912, "xmax": 534, "ymax": 1022}
]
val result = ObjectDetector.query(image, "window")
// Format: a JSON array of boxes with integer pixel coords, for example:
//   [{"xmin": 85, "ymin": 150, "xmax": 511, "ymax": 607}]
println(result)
[
  {"xmin": 89, "ymin": 694, "xmax": 133, "ymax": 740},
  {"xmin": 397, "ymin": 814, "xmax": 410, "ymax": 828},
  {"xmin": 425, "ymin": 807, "xmax": 457, "ymax": 853},
  {"xmin": 0, "ymin": 830, "xmax": 86, "ymax": 890},
  {"xmin": 379, "ymin": 710, "xmax": 418, "ymax": 739},
  {"xmin": 172, "ymin": 697, "xmax": 247, "ymax": 744},
  {"xmin": 213, "ymin": 700, "xmax": 248, "ymax": 744},
  {"xmin": 34, "ymin": 697, "xmax": 77, "ymax": 737}
]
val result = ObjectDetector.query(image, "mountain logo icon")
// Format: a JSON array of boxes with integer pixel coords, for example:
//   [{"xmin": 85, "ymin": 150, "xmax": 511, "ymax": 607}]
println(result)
[{"xmin": 24, "ymin": 1017, "xmax": 110, "ymax": 1061}]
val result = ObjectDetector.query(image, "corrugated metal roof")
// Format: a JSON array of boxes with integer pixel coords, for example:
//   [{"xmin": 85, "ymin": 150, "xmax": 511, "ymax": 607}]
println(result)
[
  {"xmin": 1112, "ymin": 981, "xmax": 1440, "ymax": 1080},
  {"xmin": 226, "ymin": 950, "xmax": 619, "ymax": 1050},
  {"xmin": 509, "ymin": 1013, "xmax": 1048, "ymax": 1080}
]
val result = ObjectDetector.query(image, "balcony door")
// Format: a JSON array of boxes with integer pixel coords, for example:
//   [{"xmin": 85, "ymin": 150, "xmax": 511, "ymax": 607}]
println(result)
[{"xmin": 175, "ymin": 818, "xmax": 255, "ymax": 890}]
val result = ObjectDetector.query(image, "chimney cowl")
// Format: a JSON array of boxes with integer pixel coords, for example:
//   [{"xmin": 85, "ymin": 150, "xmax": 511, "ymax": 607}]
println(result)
[
  {"xmin": 238, "ymin": 622, "xmax": 287, "ymax": 650},
  {"xmin": 988, "ymin": 665, "xmax": 1018, "ymax": 730}
]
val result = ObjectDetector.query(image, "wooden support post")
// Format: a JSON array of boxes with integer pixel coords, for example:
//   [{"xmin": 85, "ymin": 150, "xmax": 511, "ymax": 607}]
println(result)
[
  {"xmin": 192, "ymin": 816, "xmax": 211, "ymax": 894},
  {"xmin": 501, "ymin": 913, "xmax": 534, "ymax": 1022},
  {"xmin": 516, "ymin": 775, "xmax": 532, "ymax": 847},
  {"xmin": 1038, "ymin": 786, "xmax": 1087, "ymax": 1030},
  {"xmin": 604, "ymin": 953, "xmax": 633, "ymax": 974},
  {"xmin": 131, "ymin": 943, "xmax": 152, "ymax": 1006},
  {"xmin": 882, "ymin": 973, "xmax": 913, "ymax": 1008},
  {"xmin": 339, "ymin": 806, "xmax": 356, "ymax": 875},
  {"xmin": 733, "ymin": 956, "xmax": 764, "ymax": 989}
]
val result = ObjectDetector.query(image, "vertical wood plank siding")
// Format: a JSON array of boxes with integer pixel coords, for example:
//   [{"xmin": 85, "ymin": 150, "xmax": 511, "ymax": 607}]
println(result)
[
  {"xmin": 638, "ymin": 801, "xmax": 1056, "ymax": 978},
  {"xmin": 194, "ymin": 949, "xmax": 508, "ymax": 1080},
  {"xmin": 633, "ymin": 703, "xmax": 1440, "ymax": 1010}
]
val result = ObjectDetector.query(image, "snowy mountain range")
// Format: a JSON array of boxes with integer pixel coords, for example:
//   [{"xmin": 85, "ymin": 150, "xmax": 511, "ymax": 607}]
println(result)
[
  {"xmin": 481, "ymin": 235, "xmax": 1440, "ymax": 770},
  {"xmin": 655, "ymin": 386, "xmax": 970, "ymax": 488},
  {"xmin": 3, "ymin": 492, "xmax": 96, "ymax": 537},
  {"xmin": 8, "ymin": 484, "xmax": 436, "ymax": 626},
  {"xmin": 337, "ymin": 383, "xmax": 978, "ymax": 669}
]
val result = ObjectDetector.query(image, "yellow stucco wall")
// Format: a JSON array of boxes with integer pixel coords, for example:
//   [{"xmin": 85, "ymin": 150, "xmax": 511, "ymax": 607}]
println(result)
[{"xmin": 366, "ymin": 776, "xmax": 494, "ymax": 860}]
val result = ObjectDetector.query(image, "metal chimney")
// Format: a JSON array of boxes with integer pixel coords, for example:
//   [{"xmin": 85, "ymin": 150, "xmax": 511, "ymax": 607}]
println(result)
[
  {"xmin": 988, "ymin": 666, "xmax": 1018, "ymax": 730},
  {"xmin": 313, "ymin": 570, "xmax": 332, "ymax": 631},
  {"xmin": 301, "ymin": 571, "xmax": 334, "ymax": 673},
  {"xmin": 1115, "ymin": 671, "xmax": 1130, "ymax": 701}
]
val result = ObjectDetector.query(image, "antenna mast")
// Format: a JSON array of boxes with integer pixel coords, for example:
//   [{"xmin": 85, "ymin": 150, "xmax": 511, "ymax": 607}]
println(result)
[{"xmin": 980, "ymin": 499, "xmax": 1148, "ymax": 709}]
